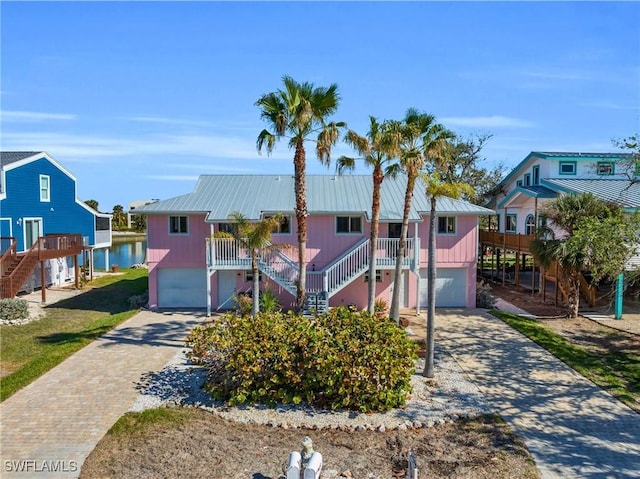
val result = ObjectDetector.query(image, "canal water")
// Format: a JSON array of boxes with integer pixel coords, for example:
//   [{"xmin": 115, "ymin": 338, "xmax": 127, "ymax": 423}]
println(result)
[{"xmin": 93, "ymin": 239, "xmax": 147, "ymax": 269}]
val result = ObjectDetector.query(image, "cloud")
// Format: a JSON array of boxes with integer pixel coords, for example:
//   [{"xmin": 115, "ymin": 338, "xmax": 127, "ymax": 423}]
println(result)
[
  {"xmin": 440, "ymin": 116, "xmax": 535, "ymax": 128},
  {"xmin": 1, "ymin": 110, "xmax": 77, "ymax": 122}
]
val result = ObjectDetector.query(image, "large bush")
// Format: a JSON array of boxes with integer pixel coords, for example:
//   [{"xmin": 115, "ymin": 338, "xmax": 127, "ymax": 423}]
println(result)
[{"xmin": 187, "ymin": 307, "xmax": 417, "ymax": 412}]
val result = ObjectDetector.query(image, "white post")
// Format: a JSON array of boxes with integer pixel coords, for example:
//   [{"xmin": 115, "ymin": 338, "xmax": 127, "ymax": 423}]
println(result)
[
  {"xmin": 286, "ymin": 451, "xmax": 302, "ymax": 479},
  {"xmin": 303, "ymin": 452, "xmax": 322, "ymax": 479},
  {"xmin": 105, "ymin": 248, "xmax": 110, "ymax": 271},
  {"xmin": 415, "ymin": 223, "xmax": 420, "ymax": 315}
]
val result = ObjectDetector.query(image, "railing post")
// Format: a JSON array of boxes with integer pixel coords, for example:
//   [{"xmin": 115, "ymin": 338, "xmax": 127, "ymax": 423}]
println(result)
[{"xmin": 323, "ymin": 271, "xmax": 328, "ymax": 293}]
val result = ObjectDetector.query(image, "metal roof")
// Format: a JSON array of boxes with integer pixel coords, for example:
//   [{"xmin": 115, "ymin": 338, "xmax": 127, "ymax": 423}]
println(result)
[
  {"xmin": 135, "ymin": 174, "xmax": 495, "ymax": 220},
  {"xmin": 542, "ymin": 178, "xmax": 640, "ymax": 210},
  {"xmin": 0, "ymin": 151, "xmax": 42, "ymax": 167}
]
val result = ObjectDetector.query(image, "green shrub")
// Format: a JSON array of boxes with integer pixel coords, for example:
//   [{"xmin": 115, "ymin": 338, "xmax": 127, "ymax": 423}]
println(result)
[
  {"xmin": 187, "ymin": 307, "xmax": 417, "ymax": 412},
  {"xmin": 0, "ymin": 298, "xmax": 29, "ymax": 321},
  {"xmin": 259, "ymin": 288, "xmax": 281, "ymax": 313},
  {"xmin": 232, "ymin": 293, "xmax": 252, "ymax": 316}
]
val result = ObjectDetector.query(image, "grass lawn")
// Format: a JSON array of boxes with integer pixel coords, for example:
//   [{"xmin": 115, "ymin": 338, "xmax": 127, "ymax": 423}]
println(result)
[
  {"xmin": 493, "ymin": 311, "xmax": 640, "ymax": 412},
  {"xmin": 0, "ymin": 269, "xmax": 148, "ymax": 401}
]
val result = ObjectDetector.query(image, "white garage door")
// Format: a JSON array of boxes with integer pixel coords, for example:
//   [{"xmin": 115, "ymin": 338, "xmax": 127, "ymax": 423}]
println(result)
[
  {"xmin": 420, "ymin": 268, "xmax": 467, "ymax": 308},
  {"xmin": 158, "ymin": 268, "xmax": 207, "ymax": 308}
]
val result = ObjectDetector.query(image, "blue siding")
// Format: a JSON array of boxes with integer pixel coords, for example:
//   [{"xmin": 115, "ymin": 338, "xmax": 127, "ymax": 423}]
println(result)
[{"xmin": 0, "ymin": 156, "xmax": 96, "ymax": 252}]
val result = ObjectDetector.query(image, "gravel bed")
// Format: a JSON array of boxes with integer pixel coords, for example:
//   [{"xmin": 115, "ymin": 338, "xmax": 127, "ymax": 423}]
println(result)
[{"xmin": 130, "ymin": 345, "xmax": 494, "ymax": 431}]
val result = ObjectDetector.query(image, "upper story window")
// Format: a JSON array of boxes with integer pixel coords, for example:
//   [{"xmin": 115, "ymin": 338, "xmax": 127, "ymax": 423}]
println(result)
[
  {"xmin": 95, "ymin": 217, "xmax": 110, "ymax": 231},
  {"xmin": 218, "ymin": 223, "xmax": 234, "ymax": 234},
  {"xmin": 265, "ymin": 215, "xmax": 291, "ymax": 234},
  {"xmin": 523, "ymin": 173, "xmax": 531, "ymax": 186},
  {"xmin": 525, "ymin": 214, "xmax": 535, "ymax": 235},
  {"xmin": 437, "ymin": 216, "xmax": 456, "ymax": 234},
  {"xmin": 597, "ymin": 161, "xmax": 614, "ymax": 175},
  {"xmin": 506, "ymin": 214, "xmax": 517, "ymax": 233},
  {"xmin": 336, "ymin": 216, "xmax": 362, "ymax": 234},
  {"xmin": 532, "ymin": 165, "xmax": 540, "ymax": 185},
  {"xmin": 388, "ymin": 223, "xmax": 402, "ymax": 238},
  {"xmin": 169, "ymin": 215, "xmax": 189, "ymax": 235},
  {"xmin": 39, "ymin": 175, "xmax": 50, "ymax": 202},
  {"xmin": 559, "ymin": 161, "xmax": 577, "ymax": 175},
  {"xmin": 516, "ymin": 180, "xmax": 523, "ymax": 187}
]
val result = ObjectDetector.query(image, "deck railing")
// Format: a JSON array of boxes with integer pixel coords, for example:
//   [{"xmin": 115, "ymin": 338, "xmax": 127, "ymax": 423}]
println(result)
[{"xmin": 480, "ymin": 230, "xmax": 536, "ymax": 252}]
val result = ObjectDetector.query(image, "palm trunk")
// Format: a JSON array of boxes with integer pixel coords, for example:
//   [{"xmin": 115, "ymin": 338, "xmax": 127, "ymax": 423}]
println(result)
[
  {"xmin": 390, "ymin": 172, "xmax": 416, "ymax": 323},
  {"xmin": 294, "ymin": 139, "xmax": 307, "ymax": 312},
  {"xmin": 368, "ymin": 167, "xmax": 384, "ymax": 314},
  {"xmin": 251, "ymin": 252, "xmax": 260, "ymax": 317},
  {"xmin": 567, "ymin": 273, "xmax": 580, "ymax": 319},
  {"xmin": 424, "ymin": 195, "xmax": 437, "ymax": 377}
]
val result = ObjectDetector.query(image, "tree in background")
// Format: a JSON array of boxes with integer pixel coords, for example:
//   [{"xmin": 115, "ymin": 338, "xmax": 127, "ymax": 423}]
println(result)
[
  {"xmin": 389, "ymin": 109, "xmax": 454, "ymax": 323},
  {"xmin": 256, "ymin": 76, "xmax": 344, "ymax": 311},
  {"xmin": 111, "ymin": 205, "xmax": 127, "ymax": 231},
  {"xmin": 229, "ymin": 212, "xmax": 284, "ymax": 317},
  {"xmin": 337, "ymin": 117, "xmax": 400, "ymax": 314},
  {"xmin": 84, "ymin": 199, "xmax": 99, "ymax": 212},
  {"xmin": 422, "ymin": 173, "xmax": 473, "ymax": 377},
  {"xmin": 530, "ymin": 193, "xmax": 640, "ymax": 319}
]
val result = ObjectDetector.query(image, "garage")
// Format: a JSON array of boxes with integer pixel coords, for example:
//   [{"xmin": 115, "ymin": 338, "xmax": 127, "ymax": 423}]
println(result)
[
  {"xmin": 419, "ymin": 268, "xmax": 468, "ymax": 308},
  {"xmin": 158, "ymin": 268, "xmax": 207, "ymax": 308}
]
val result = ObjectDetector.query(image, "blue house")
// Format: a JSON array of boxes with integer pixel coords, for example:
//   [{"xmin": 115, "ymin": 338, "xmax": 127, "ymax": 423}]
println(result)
[{"xmin": 0, "ymin": 151, "xmax": 112, "ymax": 299}]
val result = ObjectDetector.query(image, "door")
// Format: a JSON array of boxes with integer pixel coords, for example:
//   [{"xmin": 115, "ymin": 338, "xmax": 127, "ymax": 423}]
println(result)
[
  {"xmin": 24, "ymin": 218, "xmax": 43, "ymax": 250},
  {"xmin": 157, "ymin": 268, "xmax": 207, "ymax": 308},
  {"xmin": 217, "ymin": 270, "xmax": 236, "ymax": 310},
  {"xmin": 420, "ymin": 268, "xmax": 468, "ymax": 307},
  {"xmin": 390, "ymin": 271, "xmax": 408, "ymax": 308}
]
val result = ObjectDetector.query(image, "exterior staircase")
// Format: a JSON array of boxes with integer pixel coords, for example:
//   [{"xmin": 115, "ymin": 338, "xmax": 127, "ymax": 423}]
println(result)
[
  {"xmin": 207, "ymin": 237, "xmax": 417, "ymax": 314},
  {"xmin": 0, "ymin": 235, "xmax": 85, "ymax": 299}
]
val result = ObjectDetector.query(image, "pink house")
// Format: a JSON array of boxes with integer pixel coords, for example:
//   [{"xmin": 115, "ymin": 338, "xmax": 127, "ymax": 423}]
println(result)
[{"xmin": 135, "ymin": 175, "xmax": 494, "ymax": 315}]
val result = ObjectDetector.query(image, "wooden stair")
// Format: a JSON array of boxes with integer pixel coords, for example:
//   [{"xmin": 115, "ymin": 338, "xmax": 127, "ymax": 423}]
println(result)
[{"xmin": 1, "ymin": 234, "xmax": 85, "ymax": 299}]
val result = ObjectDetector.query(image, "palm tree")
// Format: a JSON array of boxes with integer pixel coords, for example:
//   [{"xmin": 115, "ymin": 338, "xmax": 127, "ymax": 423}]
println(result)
[
  {"xmin": 423, "ymin": 173, "xmax": 473, "ymax": 378},
  {"xmin": 256, "ymin": 76, "xmax": 344, "ymax": 311},
  {"xmin": 336, "ymin": 117, "xmax": 399, "ymax": 313},
  {"xmin": 530, "ymin": 193, "xmax": 637, "ymax": 319},
  {"xmin": 229, "ymin": 212, "xmax": 284, "ymax": 317},
  {"xmin": 389, "ymin": 109, "xmax": 454, "ymax": 322}
]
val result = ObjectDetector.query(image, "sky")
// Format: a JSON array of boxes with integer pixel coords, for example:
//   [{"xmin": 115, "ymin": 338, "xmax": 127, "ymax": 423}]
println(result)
[{"xmin": 1, "ymin": 1, "xmax": 639, "ymax": 212}]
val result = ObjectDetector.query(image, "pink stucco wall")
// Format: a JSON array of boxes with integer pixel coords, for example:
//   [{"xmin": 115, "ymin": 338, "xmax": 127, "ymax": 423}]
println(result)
[{"xmin": 146, "ymin": 213, "xmax": 480, "ymax": 310}]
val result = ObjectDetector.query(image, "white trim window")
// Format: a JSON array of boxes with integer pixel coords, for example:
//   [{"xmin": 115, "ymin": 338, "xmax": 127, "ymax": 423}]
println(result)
[
  {"xmin": 336, "ymin": 216, "xmax": 362, "ymax": 234},
  {"xmin": 39, "ymin": 175, "xmax": 50, "ymax": 202},
  {"xmin": 525, "ymin": 214, "xmax": 535, "ymax": 235},
  {"xmin": 169, "ymin": 215, "xmax": 189, "ymax": 235},
  {"xmin": 266, "ymin": 215, "xmax": 291, "ymax": 234},
  {"xmin": 597, "ymin": 161, "xmax": 614, "ymax": 175},
  {"xmin": 506, "ymin": 214, "xmax": 517, "ymax": 233},
  {"xmin": 437, "ymin": 216, "xmax": 456, "ymax": 234}
]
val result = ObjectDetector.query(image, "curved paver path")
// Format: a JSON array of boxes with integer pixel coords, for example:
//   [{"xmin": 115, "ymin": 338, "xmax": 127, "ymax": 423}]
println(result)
[
  {"xmin": 436, "ymin": 309, "xmax": 640, "ymax": 479},
  {"xmin": 0, "ymin": 310, "xmax": 204, "ymax": 479}
]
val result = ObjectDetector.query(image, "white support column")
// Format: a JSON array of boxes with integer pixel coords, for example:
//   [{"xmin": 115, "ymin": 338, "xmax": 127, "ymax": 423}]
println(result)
[
  {"xmin": 415, "ymin": 222, "xmax": 421, "ymax": 315},
  {"xmin": 104, "ymin": 248, "xmax": 110, "ymax": 271},
  {"xmin": 207, "ymin": 224, "xmax": 213, "ymax": 317}
]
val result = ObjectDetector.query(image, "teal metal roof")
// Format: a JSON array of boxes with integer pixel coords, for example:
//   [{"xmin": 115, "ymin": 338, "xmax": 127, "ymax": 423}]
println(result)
[
  {"xmin": 135, "ymin": 174, "xmax": 495, "ymax": 220},
  {"xmin": 497, "ymin": 184, "xmax": 558, "ymax": 209},
  {"xmin": 542, "ymin": 178, "xmax": 640, "ymax": 210}
]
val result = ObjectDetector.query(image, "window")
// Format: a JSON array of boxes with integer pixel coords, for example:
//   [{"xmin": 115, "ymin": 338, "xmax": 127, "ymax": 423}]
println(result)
[
  {"xmin": 525, "ymin": 214, "xmax": 535, "ymax": 235},
  {"xmin": 516, "ymin": 180, "xmax": 523, "ymax": 187},
  {"xmin": 169, "ymin": 215, "xmax": 188, "ymax": 235},
  {"xmin": 559, "ymin": 161, "xmax": 576, "ymax": 175},
  {"xmin": 523, "ymin": 174, "xmax": 531, "ymax": 186},
  {"xmin": 266, "ymin": 215, "xmax": 291, "ymax": 234},
  {"xmin": 437, "ymin": 216, "xmax": 456, "ymax": 234},
  {"xmin": 364, "ymin": 270, "xmax": 382, "ymax": 283},
  {"xmin": 218, "ymin": 223, "xmax": 234, "ymax": 234},
  {"xmin": 245, "ymin": 271, "xmax": 263, "ymax": 282},
  {"xmin": 597, "ymin": 161, "xmax": 614, "ymax": 175},
  {"xmin": 95, "ymin": 217, "xmax": 110, "ymax": 231},
  {"xmin": 336, "ymin": 216, "xmax": 362, "ymax": 234},
  {"xmin": 506, "ymin": 214, "xmax": 517, "ymax": 233},
  {"xmin": 388, "ymin": 223, "xmax": 402, "ymax": 238},
  {"xmin": 532, "ymin": 165, "xmax": 540, "ymax": 185},
  {"xmin": 39, "ymin": 175, "xmax": 50, "ymax": 202}
]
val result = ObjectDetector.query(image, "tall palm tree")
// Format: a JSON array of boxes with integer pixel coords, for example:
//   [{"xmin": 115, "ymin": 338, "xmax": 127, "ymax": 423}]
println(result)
[
  {"xmin": 423, "ymin": 173, "xmax": 473, "ymax": 378},
  {"xmin": 256, "ymin": 76, "xmax": 344, "ymax": 311},
  {"xmin": 389, "ymin": 109, "xmax": 454, "ymax": 322},
  {"xmin": 337, "ymin": 117, "xmax": 399, "ymax": 313},
  {"xmin": 229, "ymin": 212, "xmax": 284, "ymax": 317}
]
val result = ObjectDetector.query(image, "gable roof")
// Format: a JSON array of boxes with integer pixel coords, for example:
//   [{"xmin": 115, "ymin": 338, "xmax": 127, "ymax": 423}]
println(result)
[
  {"xmin": 0, "ymin": 151, "xmax": 43, "ymax": 167},
  {"xmin": 135, "ymin": 174, "xmax": 495, "ymax": 221},
  {"xmin": 497, "ymin": 151, "xmax": 634, "ymax": 190},
  {"xmin": 542, "ymin": 178, "xmax": 640, "ymax": 211}
]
